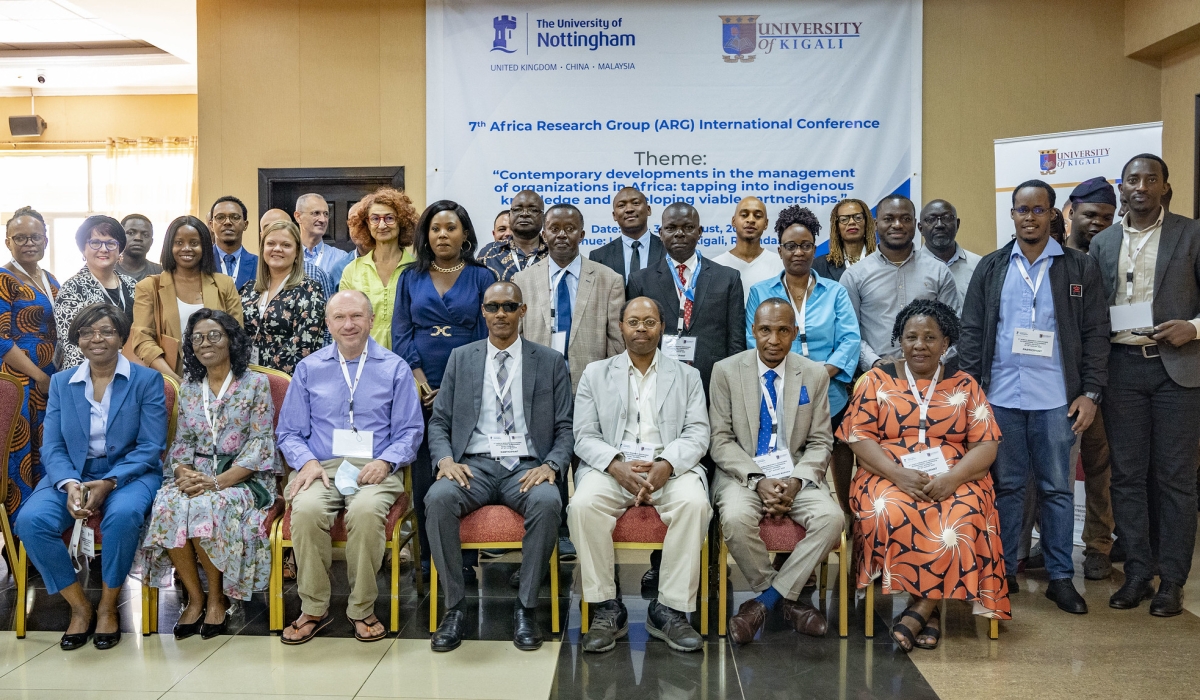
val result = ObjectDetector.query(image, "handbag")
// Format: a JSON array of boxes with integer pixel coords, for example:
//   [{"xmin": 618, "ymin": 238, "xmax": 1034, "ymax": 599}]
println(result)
[
  {"xmin": 125, "ymin": 274, "xmax": 179, "ymax": 369},
  {"xmin": 213, "ymin": 453, "xmax": 273, "ymax": 509}
]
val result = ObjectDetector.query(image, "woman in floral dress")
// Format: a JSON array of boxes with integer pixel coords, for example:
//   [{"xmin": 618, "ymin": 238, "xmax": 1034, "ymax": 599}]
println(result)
[
  {"xmin": 240, "ymin": 219, "xmax": 325, "ymax": 373},
  {"xmin": 136, "ymin": 309, "xmax": 278, "ymax": 640}
]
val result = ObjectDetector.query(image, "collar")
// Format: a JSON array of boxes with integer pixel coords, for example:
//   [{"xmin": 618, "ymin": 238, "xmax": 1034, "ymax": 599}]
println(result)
[
  {"xmin": 1121, "ymin": 206, "xmax": 1165, "ymax": 237},
  {"xmin": 626, "ymin": 349, "xmax": 660, "ymax": 379},
  {"xmin": 668, "ymin": 252, "xmax": 699, "ymax": 272},
  {"xmin": 303, "ymin": 240, "xmax": 324, "ymax": 255},
  {"xmin": 1009, "ymin": 237, "xmax": 1063, "ymax": 265},
  {"xmin": 548, "ymin": 254, "xmax": 582, "ymax": 279},
  {"xmin": 756, "ymin": 355, "xmax": 785, "ymax": 380},
  {"xmin": 875, "ymin": 247, "xmax": 915, "ymax": 267},
  {"xmin": 487, "ymin": 337, "xmax": 522, "ymax": 362},
  {"xmin": 622, "ymin": 232, "xmax": 651, "ymax": 249},
  {"xmin": 507, "ymin": 237, "xmax": 548, "ymax": 256},
  {"xmin": 216, "ymin": 245, "xmax": 244, "ymax": 259},
  {"xmin": 70, "ymin": 355, "xmax": 131, "ymax": 384},
  {"xmin": 322, "ymin": 338, "xmax": 379, "ymax": 363},
  {"xmin": 943, "ymin": 244, "xmax": 965, "ymax": 265}
]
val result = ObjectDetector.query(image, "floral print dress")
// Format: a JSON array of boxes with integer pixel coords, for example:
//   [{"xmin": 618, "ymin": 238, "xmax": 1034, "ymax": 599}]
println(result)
[
  {"xmin": 240, "ymin": 277, "xmax": 326, "ymax": 374},
  {"xmin": 136, "ymin": 372, "xmax": 279, "ymax": 600},
  {"xmin": 836, "ymin": 365, "xmax": 1011, "ymax": 619}
]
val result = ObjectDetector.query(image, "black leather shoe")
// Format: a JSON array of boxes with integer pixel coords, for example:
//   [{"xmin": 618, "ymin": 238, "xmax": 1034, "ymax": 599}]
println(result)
[
  {"xmin": 641, "ymin": 566, "xmax": 659, "ymax": 591},
  {"xmin": 512, "ymin": 605, "xmax": 543, "ymax": 651},
  {"xmin": 60, "ymin": 612, "xmax": 96, "ymax": 651},
  {"xmin": 1005, "ymin": 575, "xmax": 1019, "ymax": 594},
  {"xmin": 1109, "ymin": 576, "xmax": 1155, "ymax": 609},
  {"xmin": 431, "ymin": 609, "xmax": 466, "ymax": 652},
  {"xmin": 1149, "ymin": 581, "xmax": 1184, "ymax": 617},
  {"xmin": 93, "ymin": 630, "xmax": 121, "ymax": 650},
  {"xmin": 1044, "ymin": 579, "xmax": 1088, "ymax": 614},
  {"xmin": 201, "ymin": 609, "xmax": 229, "ymax": 640},
  {"xmin": 174, "ymin": 595, "xmax": 206, "ymax": 640}
]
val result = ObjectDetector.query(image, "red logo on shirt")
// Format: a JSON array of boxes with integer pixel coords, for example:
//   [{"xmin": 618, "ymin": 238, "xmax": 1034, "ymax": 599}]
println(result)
[{"xmin": 1070, "ymin": 284, "xmax": 1082, "ymax": 297}]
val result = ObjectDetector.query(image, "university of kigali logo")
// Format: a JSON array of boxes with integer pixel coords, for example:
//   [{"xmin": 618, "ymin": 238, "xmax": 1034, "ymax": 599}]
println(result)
[
  {"xmin": 1039, "ymin": 149, "xmax": 1057, "ymax": 175},
  {"xmin": 492, "ymin": 15, "xmax": 517, "ymax": 53},
  {"xmin": 721, "ymin": 15, "xmax": 758, "ymax": 62}
]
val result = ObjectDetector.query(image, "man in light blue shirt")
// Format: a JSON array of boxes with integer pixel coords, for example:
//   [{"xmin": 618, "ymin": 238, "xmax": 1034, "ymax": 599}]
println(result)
[{"xmin": 296, "ymin": 193, "xmax": 351, "ymax": 287}]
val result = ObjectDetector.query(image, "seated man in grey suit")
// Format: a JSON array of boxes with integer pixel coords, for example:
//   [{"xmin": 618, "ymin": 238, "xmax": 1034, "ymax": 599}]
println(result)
[
  {"xmin": 569, "ymin": 296, "xmax": 712, "ymax": 654},
  {"xmin": 710, "ymin": 298, "xmax": 844, "ymax": 644},
  {"xmin": 425, "ymin": 281, "xmax": 574, "ymax": 652}
]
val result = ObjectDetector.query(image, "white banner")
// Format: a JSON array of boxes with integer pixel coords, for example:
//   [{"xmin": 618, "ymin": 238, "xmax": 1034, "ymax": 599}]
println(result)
[
  {"xmin": 993, "ymin": 122, "xmax": 1162, "ymax": 249},
  {"xmin": 428, "ymin": 0, "xmax": 922, "ymax": 255}
]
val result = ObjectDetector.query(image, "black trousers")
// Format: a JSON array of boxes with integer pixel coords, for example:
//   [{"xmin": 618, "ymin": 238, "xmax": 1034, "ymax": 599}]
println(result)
[{"xmin": 1103, "ymin": 346, "xmax": 1200, "ymax": 585}]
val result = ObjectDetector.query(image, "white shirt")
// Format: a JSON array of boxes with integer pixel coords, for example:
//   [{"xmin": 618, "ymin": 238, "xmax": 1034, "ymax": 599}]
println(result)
[
  {"xmin": 177, "ymin": 299, "xmax": 205, "ymax": 335},
  {"xmin": 466, "ymin": 338, "xmax": 530, "ymax": 455},
  {"xmin": 714, "ymin": 249, "xmax": 785, "ymax": 303},
  {"xmin": 669, "ymin": 253, "xmax": 699, "ymax": 288},
  {"xmin": 58, "ymin": 355, "xmax": 131, "ymax": 490},
  {"xmin": 622, "ymin": 350, "xmax": 663, "ymax": 455},
  {"xmin": 621, "ymin": 233, "xmax": 657, "ymax": 280}
]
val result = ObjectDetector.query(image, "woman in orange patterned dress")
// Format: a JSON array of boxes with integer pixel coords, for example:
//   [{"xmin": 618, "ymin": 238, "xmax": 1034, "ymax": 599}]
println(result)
[{"xmin": 837, "ymin": 299, "xmax": 1008, "ymax": 652}]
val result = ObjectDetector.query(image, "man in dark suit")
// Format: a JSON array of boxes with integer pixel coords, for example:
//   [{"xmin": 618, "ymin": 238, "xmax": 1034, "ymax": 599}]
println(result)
[
  {"xmin": 209, "ymin": 195, "xmax": 258, "ymax": 290},
  {"xmin": 1089, "ymin": 153, "xmax": 1200, "ymax": 617},
  {"xmin": 589, "ymin": 187, "xmax": 663, "ymax": 283},
  {"xmin": 425, "ymin": 281, "xmax": 574, "ymax": 651}
]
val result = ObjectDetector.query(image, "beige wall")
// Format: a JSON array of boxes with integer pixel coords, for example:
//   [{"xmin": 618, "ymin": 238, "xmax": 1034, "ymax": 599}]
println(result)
[
  {"xmin": 0, "ymin": 94, "xmax": 196, "ymax": 147},
  {"xmin": 1161, "ymin": 44, "xmax": 1200, "ymax": 218}
]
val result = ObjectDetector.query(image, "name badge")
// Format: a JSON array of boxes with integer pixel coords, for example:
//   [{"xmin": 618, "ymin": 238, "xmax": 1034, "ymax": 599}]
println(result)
[
  {"xmin": 551, "ymin": 331, "xmax": 567, "ymax": 354},
  {"xmin": 249, "ymin": 347, "xmax": 260, "ymax": 366},
  {"xmin": 900, "ymin": 447, "xmax": 950, "ymax": 477},
  {"xmin": 1109, "ymin": 301, "xmax": 1154, "ymax": 333},
  {"xmin": 662, "ymin": 335, "xmax": 697, "ymax": 361},
  {"xmin": 1012, "ymin": 328, "xmax": 1055, "ymax": 357},
  {"xmin": 488, "ymin": 432, "xmax": 528, "ymax": 458},
  {"xmin": 332, "ymin": 429, "xmax": 374, "ymax": 459},
  {"xmin": 753, "ymin": 450, "xmax": 793, "ymax": 480},
  {"xmin": 619, "ymin": 441, "xmax": 656, "ymax": 462}
]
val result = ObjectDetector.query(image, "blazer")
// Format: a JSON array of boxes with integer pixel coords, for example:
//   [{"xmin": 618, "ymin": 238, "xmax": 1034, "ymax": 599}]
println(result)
[
  {"xmin": 588, "ymin": 234, "xmax": 663, "ymax": 282},
  {"xmin": 1090, "ymin": 212, "xmax": 1200, "ymax": 388},
  {"xmin": 428, "ymin": 338, "xmax": 574, "ymax": 474},
  {"xmin": 214, "ymin": 246, "xmax": 258, "ymax": 290},
  {"xmin": 573, "ymin": 352, "xmax": 710, "ymax": 485},
  {"xmin": 959, "ymin": 240, "xmax": 1109, "ymax": 401},
  {"xmin": 40, "ymin": 362, "xmax": 166, "ymax": 491},
  {"xmin": 513, "ymin": 256, "xmax": 625, "ymax": 392},
  {"xmin": 626, "ymin": 255, "xmax": 746, "ymax": 391},
  {"xmin": 708, "ymin": 349, "xmax": 833, "ymax": 487},
  {"xmin": 132, "ymin": 271, "xmax": 244, "ymax": 372}
]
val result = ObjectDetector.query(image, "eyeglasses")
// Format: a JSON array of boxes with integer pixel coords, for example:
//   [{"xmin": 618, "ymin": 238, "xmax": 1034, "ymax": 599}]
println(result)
[
  {"xmin": 661, "ymin": 224, "xmax": 698, "ymax": 235},
  {"xmin": 922, "ymin": 213, "xmax": 957, "ymax": 225},
  {"xmin": 509, "ymin": 205, "xmax": 542, "ymax": 214},
  {"xmin": 190, "ymin": 330, "xmax": 227, "ymax": 346},
  {"xmin": 483, "ymin": 301, "xmax": 521, "ymax": 313},
  {"xmin": 836, "ymin": 213, "xmax": 866, "ymax": 225},
  {"xmin": 368, "ymin": 215, "xmax": 397, "ymax": 227},
  {"xmin": 78, "ymin": 328, "xmax": 117, "ymax": 340},
  {"xmin": 212, "ymin": 213, "xmax": 243, "ymax": 224},
  {"xmin": 780, "ymin": 241, "xmax": 815, "ymax": 253},
  {"xmin": 8, "ymin": 234, "xmax": 45, "ymax": 245},
  {"xmin": 87, "ymin": 239, "xmax": 120, "ymax": 251},
  {"xmin": 623, "ymin": 318, "xmax": 660, "ymax": 330},
  {"xmin": 1013, "ymin": 206, "xmax": 1050, "ymax": 216}
]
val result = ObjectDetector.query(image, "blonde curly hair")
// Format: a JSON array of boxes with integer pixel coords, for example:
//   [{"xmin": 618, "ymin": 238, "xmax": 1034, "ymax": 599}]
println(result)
[{"xmin": 347, "ymin": 187, "xmax": 417, "ymax": 250}]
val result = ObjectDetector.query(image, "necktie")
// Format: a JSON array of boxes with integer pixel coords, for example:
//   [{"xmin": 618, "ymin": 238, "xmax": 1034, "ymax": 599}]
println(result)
[
  {"xmin": 756, "ymin": 369, "xmax": 778, "ymax": 457},
  {"xmin": 556, "ymin": 271, "xmax": 572, "ymax": 350},
  {"xmin": 629, "ymin": 240, "xmax": 642, "ymax": 276},
  {"xmin": 223, "ymin": 253, "xmax": 237, "ymax": 278},
  {"xmin": 495, "ymin": 351, "xmax": 519, "ymax": 470},
  {"xmin": 676, "ymin": 263, "xmax": 693, "ymax": 328}
]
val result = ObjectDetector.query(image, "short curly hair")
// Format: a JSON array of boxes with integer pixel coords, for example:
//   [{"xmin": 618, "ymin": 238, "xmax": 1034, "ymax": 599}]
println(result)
[
  {"xmin": 774, "ymin": 205, "xmax": 822, "ymax": 239},
  {"xmin": 181, "ymin": 309, "xmax": 251, "ymax": 383},
  {"xmin": 347, "ymin": 187, "xmax": 418, "ymax": 249},
  {"xmin": 890, "ymin": 298, "xmax": 960, "ymax": 346}
]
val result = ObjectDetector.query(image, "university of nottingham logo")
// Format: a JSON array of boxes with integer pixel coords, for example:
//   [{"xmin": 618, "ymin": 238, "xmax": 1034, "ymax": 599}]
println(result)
[
  {"xmin": 721, "ymin": 15, "xmax": 758, "ymax": 62},
  {"xmin": 1039, "ymin": 149, "xmax": 1057, "ymax": 175},
  {"xmin": 492, "ymin": 15, "xmax": 517, "ymax": 53}
]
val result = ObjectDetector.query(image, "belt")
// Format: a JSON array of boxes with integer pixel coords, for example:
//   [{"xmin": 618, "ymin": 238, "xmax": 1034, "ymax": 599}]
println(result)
[
  {"xmin": 430, "ymin": 325, "xmax": 452, "ymax": 337},
  {"xmin": 1113, "ymin": 342, "xmax": 1160, "ymax": 359}
]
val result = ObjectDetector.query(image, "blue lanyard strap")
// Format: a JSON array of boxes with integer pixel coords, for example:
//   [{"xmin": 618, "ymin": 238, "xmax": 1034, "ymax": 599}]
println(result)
[{"xmin": 667, "ymin": 251, "xmax": 702, "ymax": 305}]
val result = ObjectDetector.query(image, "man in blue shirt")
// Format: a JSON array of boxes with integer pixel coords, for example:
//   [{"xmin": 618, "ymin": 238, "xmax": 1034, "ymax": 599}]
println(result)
[
  {"xmin": 959, "ymin": 179, "xmax": 1110, "ymax": 615},
  {"xmin": 295, "ymin": 193, "xmax": 351, "ymax": 287},
  {"xmin": 209, "ymin": 195, "xmax": 258, "ymax": 290}
]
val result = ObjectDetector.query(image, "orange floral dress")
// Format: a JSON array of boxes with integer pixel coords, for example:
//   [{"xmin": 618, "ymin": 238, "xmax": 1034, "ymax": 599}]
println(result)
[{"xmin": 836, "ymin": 366, "xmax": 1010, "ymax": 619}]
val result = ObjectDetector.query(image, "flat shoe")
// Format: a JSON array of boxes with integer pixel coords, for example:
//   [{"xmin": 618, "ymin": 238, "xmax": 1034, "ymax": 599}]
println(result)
[
  {"xmin": 348, "ymin": 614, "xmax": 387, "ymax": 642},
  {"xmin": 891, "ymin": 608, "xmax": 926, "ymax": 653},
  {"xmin": 174, "ymin": 594, "xmax": 206, "ymax": 640},
  {"xmin": 915, "ymin": 607, "xmax": 941, "ymax": 649},
  {"xmin": 93, "ymin": 630, "xmax": 121, "ymax": 650},
  {"xmin": 60, "ymin": 612, "xmax": 96, "ymax": 651},
  {"xmin": 281, "ymin": 612, "xmax": 333, "ymax": 645}
]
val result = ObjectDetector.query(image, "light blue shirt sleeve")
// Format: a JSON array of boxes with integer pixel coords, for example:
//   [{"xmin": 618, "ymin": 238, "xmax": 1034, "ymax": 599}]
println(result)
[{"xmin": 825, "ymin": 284, "xmax": 861, "ymax": 383}]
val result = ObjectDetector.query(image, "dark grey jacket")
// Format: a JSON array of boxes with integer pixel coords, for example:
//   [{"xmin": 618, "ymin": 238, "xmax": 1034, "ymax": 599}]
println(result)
[{"xmin": 959, "ymin": 240, "xmax": 1109, "ymax": 402}]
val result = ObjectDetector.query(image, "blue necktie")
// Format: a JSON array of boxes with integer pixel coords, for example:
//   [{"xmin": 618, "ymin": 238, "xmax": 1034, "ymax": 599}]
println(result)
[
  {"xmin": 224, "ymin": 253, "xmax": 237, "ymax": 278},
  {"xmin": 556, "ymin": 271, "xmax": 572, "ymax": 349},
  {"xmin": 756, "ymin": 369, "xmax": 778, "ymax": 456}
]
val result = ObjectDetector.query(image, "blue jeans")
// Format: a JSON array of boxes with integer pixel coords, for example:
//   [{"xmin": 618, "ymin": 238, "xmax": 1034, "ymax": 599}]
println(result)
[{"xmin": 991, "ymin": 405, "xmax": 1076, "ymax": 581}]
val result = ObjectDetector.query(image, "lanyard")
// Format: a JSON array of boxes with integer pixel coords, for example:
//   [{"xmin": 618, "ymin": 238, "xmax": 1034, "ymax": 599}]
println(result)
[
  {"xmin": 91, "ymin": 272, "xmax": 128, "ymax": 313},
  {"xmin": 759, "ymin": 372, "xmax": 783, "ymax": 451},
  {"xmin": 903, "ymin": 361, "xmax": 941, "ymax": 445},
  {"xmin": 39, "ymin": 269, "xmax": 54, "ymax": 310},
  {"xmin": 783, "ymin": 273, "xmax": 814, "ymax": 356},
  {"xmin": 201, "ymin": 371, "xmax": 234, "ymax": 449},
  {"xmin": 549, "ymin": 265, "xmax": 570, "ymax": 322},
  {"xmin": 257, "ymin": 278, "xmax": 287, "ymax": 317},
  {"xmin": 1013, "ymin": 255, "xmax": 1049, "ymax": 326},
  {"xmin": 667, "ymin": 252, "xmax": 702, "ymax": 333},
  {"xmin": 338, "ymin": 345, "xmax": 368, "ymax": 431},
  {"xmin": 1122, "ymin": 228, "xmax": 1155, "ymax": 301},
  {"xmin": 488, "ymin": 349, "xmax": 520, "ymax": 432},
  {"xmin": 222, "ymin": 252, "xmax": 241, "ymax": 280},
  {"xmin": 8, "ymin": 264, "xmax": 53, "ymax": 309}
]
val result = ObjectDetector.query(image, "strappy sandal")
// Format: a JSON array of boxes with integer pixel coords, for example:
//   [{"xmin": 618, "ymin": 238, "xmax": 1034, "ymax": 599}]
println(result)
[
  {"xmin": 280, "ymin": 612, "xmax": 332, "ymax": 645},
  {"xmin": 891, "ymin": 608, "xmax": 927, "ymax": 653},
  {"xmin": 283, "ymin": 552, "xmax": 297, "ymax": 580},
  {"xmin": 348, "ymin": 614, "xmax": 387, "ymax": 642},
  {"xmin": 915, "ymin": 608, "xmax": 941, "ymax": 650}
]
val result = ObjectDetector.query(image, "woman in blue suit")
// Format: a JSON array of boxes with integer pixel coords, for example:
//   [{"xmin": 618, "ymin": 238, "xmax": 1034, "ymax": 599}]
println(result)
[{"xmin": 15, "ymin": 303, "xmax": 167, "ymax": 651}]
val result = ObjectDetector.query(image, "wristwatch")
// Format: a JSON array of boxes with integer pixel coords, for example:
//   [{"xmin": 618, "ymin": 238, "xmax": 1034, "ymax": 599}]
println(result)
[{"xmin": 1083, "ymin": 391, "xmax": 1102, "ymax": 405}]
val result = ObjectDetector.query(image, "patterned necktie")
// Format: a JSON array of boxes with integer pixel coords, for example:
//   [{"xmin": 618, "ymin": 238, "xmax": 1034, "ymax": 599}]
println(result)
[
  {"xmin": 495, "ymin": 351, "xmax": 519, "ymax": 470},
  {"xmin": 223, "ymin": 253, "xmax": 237, "ymax": 278},
  {"xmin": 629, "ymin": 240, "xmax": 642, "ymax": 276},
  {"xmin": 756, "ymin": 369, "xmax": 778, "ymax": 456},
  {"xmin": 676, "ymin": 263, "xmax": 693, "ymax": 328},
  {"xmin": 556, "ymin": 271, "xmax": 572, "ymax": 349}
]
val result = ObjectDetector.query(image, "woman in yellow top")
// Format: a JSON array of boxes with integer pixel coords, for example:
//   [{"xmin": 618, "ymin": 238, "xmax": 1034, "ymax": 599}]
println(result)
[
  {"xmin": 132, "ymin": 216, "xmax": 243, "ymax": 382},
  {"xmin": 337, "ymin": 187, "xmax": 417, "ymax": 349}
]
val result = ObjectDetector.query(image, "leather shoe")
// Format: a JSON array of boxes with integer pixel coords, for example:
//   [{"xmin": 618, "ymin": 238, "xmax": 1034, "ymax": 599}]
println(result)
[
  {"xmin": 512, "ymin": 605, "xmax": 543, "ymax": 650},
  {"xmin": 1149, "ymin": 581, "xmax": 1184, "ymax": 617},
  {"xmin": 1044, "ymin": 579, "xmax": 1087, "ymax": 614},
  {"xmin": 641, "ymin": 566, "xmax": 659, "ymax": 591},
  {"xmin": 60, "ymin": 612, "xmax": 96, "ymax": 651},
  {"xmin": 727, "ymin": 599, "xmax": 767, "ymax": 644},
  {"xmin": 200, "ymin": 610, "xmax": 228, "ymax": 640},
  {"xmin": 93, "ymin": 630, "xmax": 121, "ymax": 650},
  {"xmin": 431, "ymin": 609, "xmax": 466, "ymax": 652},
  {"xmin": 1109, "ymin": 576, "xmax": 1154, "ymax": 609},
  {"xmin": 781, "ymin": 599, "xmax": 828, "ymax": 636},
  {"xmin": 174, "ymin": 594, "xmax": 206, "ymax": 640},
  {"xmin": 646, "ymin": 599, "xmax": 703, "ymax": 652},
  {"xmin": 1083, "ymin": 552, "xmax": 1112, "ymax": 581},
  {"xmin": 1006, "ymin": 575, "xmax": 1019, "ymax": 594},
  {"xmin": 582, "ymin": 599, "xmax": 628, "ymax": 653}
]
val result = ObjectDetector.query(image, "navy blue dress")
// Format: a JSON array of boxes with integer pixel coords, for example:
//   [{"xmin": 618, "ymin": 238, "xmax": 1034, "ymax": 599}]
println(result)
[{"xmin": 391, "ymin": 264, "xmax": 495, "ymax": 388}]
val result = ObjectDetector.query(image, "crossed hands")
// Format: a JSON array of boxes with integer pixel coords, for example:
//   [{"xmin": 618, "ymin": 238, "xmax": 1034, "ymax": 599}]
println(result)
[
  {"xmin": 607, "ymin": 458, "xmax": 672, "ymax": 505},
  {"xmin": 755, "ymin": 477, "xmax": 803, "ymax": 517},
  {"xmin": 891, "ymin": 468, "xmax": 958, "ymax": 502}
]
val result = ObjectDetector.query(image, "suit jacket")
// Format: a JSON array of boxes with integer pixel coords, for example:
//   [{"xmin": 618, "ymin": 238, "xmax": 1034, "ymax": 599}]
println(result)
[
  {"xmin": 573, "ymin": 352, "xmax": 709, "ymax": 485},
  {"xmin": 214, "ymin": 246, "xmax": 258, "ymax": 290},
  {"xmin": 40, "ymin": 362, "xmax": 166, "ymax": 491},
  {"xmin": 513, "ymin": 256, "xmax": 625, "ymax": 392},
  {"xmin": 1090, "ymin": 211, "xmax": 1200, "ymax": 387},
  {"xmin": 428, "ymin": 338, "xmax": 574, "ymax": 474},
  {"xmin": 708, "ymin": 350, "xmax": 833, "ymax": 486},
  {"xmin": 626, "ymin": 255, "xmax": 746, "ymax": 391},
  {"xmin": 132, "ymin": 271, "xmax": 244, "ymax": 372},
  {"xmin": 588, "ymin": 234, "xmax": 663, "ymax": 282}
]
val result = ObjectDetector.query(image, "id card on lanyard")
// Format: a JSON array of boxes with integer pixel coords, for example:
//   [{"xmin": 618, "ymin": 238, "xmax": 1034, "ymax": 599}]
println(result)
[
  {"xmin": 903, "ymin": 361, "xmax": 940, "ymax": 445},
  {"xmin": 201, "ymin": 371, "xmax": 234, "ymax": 450},
  {"xmin": 332, "ymin": 347, "xmax": 374, "ymax": 459},
  {"xmin": 549, "ymin": 267, "xmax": 569, "ymax": 355},
  {"xmin": 1012, "ymin": 256, "xmax": 1055, "ymax": 357},
  {"xmin": 754, "ymin": 374, "xmax": 793, "ymax": 479},
  {"xmin": 486, "ymin": 351, "xmax": 528, "ymax": 457},
  {"xmin": 663, "ymin": 253, "xmax": 700, "ymax": 361}
]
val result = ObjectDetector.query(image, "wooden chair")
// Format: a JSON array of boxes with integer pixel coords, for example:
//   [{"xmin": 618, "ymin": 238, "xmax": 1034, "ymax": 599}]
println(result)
[
  {"xmin": 0, "ymin": 373, "xmax": 27, "ymax": 586},
  {"xmin": 579, "ymin": 505, "xmax": 708, "ymax": 635},
  {"xmin": 429, "ymin": 505, "xmax": 560, "ymax": 633}
]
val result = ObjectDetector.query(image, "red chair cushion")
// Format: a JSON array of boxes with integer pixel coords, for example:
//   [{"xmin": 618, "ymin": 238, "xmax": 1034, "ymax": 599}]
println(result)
[
  {"xmin": 459, "ymin": 505, "xmax": 525, "ymax": 544},
  {"xmin": 281, "ymin": 492, "xmax": 409, "ymax": 541},
  {"xmin": 611, "ymin": 505, "xmax": 668, "ymax": 544},
  {"xmin": 758, "ymin": 517, "xmax": 807, "ymax": 553}
]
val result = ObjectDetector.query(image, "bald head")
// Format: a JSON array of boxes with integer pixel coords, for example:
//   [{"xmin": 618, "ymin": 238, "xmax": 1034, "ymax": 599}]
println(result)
[
  {"xmin": 732, "ymin": 196, "xmax": 768, "ymax": 243},
  {"xmin": 326, "ymin": 290, "xmax": 374, "ymax": 355},
  {"xmin": 260, "ymin": 208, "xmax": 291, "ymax": 231},
  {"xmin": 294, "ymin": 193, "xmax": 330, "ymax": 248}
]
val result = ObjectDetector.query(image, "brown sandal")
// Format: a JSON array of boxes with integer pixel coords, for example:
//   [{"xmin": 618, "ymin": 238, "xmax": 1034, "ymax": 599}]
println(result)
[
  {"xmin": 283, "ymin": 552, "xmax": 297, "ymax": 580},
  {"xmin": 280, "ymin": 612, "xmax": 332, "ymax": 645},
  {"xmin": 349, "ymin": 614, "xmax": 387, "ymax": 642}
]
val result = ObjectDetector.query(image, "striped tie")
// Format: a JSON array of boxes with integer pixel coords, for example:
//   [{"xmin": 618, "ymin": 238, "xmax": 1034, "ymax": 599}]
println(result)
[{"xmin": 495, "ymin": 351, "xmax": 519, "ymax": 470}]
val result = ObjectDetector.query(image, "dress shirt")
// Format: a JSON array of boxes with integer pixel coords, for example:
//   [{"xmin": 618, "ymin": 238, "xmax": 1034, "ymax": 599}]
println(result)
[
  {"xmin": 622, "ymin": 350, "xmax": 663, "ymax": 456},
  {"xmin": 337, "ymin": 249, "xmax": 415, "ymax": 349},
  {"xmin": 666, "ymin": 253, "xmax": 699, "ymax": 321},
  {"xmin": 755, "ymin": 355, "xmax": 785, "ymax": 438},
  {"xmin": 215, "ymin": 246, "xmax": 246, "ymax": 279},
  {"xmin": 277, "ymin": 338, "xmax": 423, "ymax": 470},
  {"xmin": 477, "ymin": 238, "xmax": 549, "ymax": 281},
  {"xmin": 304, "ymin": 241, "xmax": 352, "ymax": 280},
  {"xmin": 302, "ymin": 260, "xmax": 335, "ymax": 300},
  {"xmin": 840, "ymin": 248, "xmax": 959, "ymax": 370},
  {"xmin": 1109, "ymin": 207, "xmax": 1200, "ymax": 345},
  {"xmin": 622, "ymin": 233, "xmax": 658, "ymax": 281},
  {"xmin": 713, "ymin": 249, "xmax": 785, "ymax": 303},
  {"xmin": 988, "ymin": 239, "xmax": 1068, "ymax": 410},
  {"xmin": 465, "ymin": 338, "xmax": 530, "ymax": 455},
  {"xmin": 938, "ymin": 244, "xmax": 982, "ymax": 314},
  {"xmin": 548, "ymin": 254, "xmax": 581, "ymax": 313},
  {"xmin": 58, "ymin": 355, "xmax": 132, "ymax": 489}
]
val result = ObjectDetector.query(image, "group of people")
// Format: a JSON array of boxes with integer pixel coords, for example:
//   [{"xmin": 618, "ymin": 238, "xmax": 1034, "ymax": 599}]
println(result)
[{"xmin": 0, "ymin": 151, "xmax": 1195, "ymax": 657}]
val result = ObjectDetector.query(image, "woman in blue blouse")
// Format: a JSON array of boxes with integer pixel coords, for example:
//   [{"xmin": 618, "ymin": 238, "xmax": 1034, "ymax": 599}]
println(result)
[{"xmin": 392, "ymin": 200, "xmax": 496, "ymax": 573}]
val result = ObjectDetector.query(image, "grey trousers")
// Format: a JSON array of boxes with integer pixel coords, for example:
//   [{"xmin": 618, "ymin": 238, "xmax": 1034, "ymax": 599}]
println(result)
[{"xmin": 425, "ymin": 455, "xmax": 561, "ymax": 609}]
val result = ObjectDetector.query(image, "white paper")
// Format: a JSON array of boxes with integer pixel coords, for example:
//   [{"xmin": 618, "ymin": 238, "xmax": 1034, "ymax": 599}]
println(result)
[
  {"xmin": 551, "ymin": 331, "xmax": 567, "ymax": 354},
  {"xmin": 249, "ymin": 346, "xmax": 260, "ymax": 366},
  {"xmin": 334, "ymin": 459, "xmax": 361, "ymax": 495},
  {"xmin": 488, "ymin": 432, "xmax": 528, "ymax": 458},
  {"xmin": 1012, "ymin": 328, "xmax": 1055, "ymax": 357},
  {"xmin": 900, "ymin": 447, "xmax": 950, "ymax": 477},
  {"xmin": 1109, "ymin": 302, "xmax": 1154, "ymax": 333},
  {"xmin": 332, "ymin": 429, "xmax": 374, "ymax": 458},
  {"xmin": 753, "ymin": 450, "xmax": 793, "ymax": 480},
  {"xmin": 619, "ymin": 441, "xmax": 656, "ymax": 462},
  {"xmin": 661, "ymin": 335, "xmax": 697, "ymax": 362}
]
